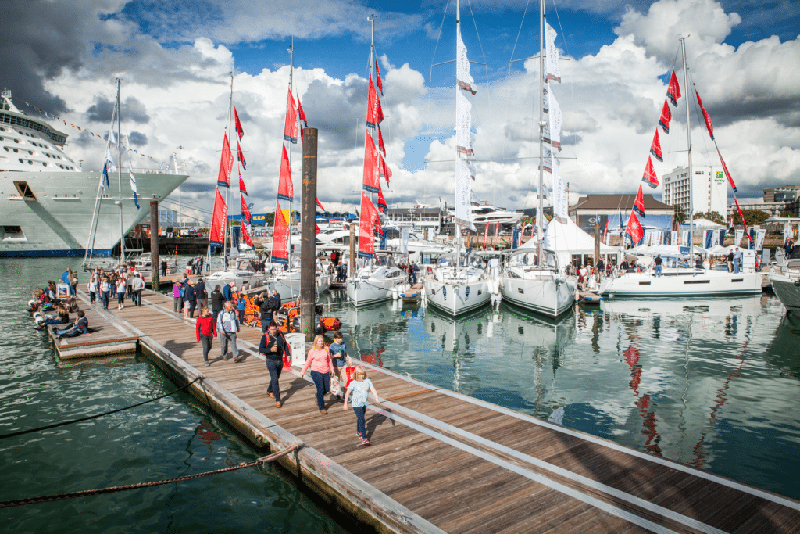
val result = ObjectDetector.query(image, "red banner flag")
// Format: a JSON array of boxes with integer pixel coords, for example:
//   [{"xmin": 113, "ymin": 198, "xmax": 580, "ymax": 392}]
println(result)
[
  {"xmin": 236, "ymin": 140, "xmax": 246, "ymax": 170},
  {"xmin": 377, "ymin": 126, "xmax": 386, "ymax": 154},
  {"xmin": 358, "ymin": 192, "xmax": 382, "ymax": 258},
  {"xmin": 658, "ymin": 100, "xmax": 672, "ymax": 134},
  {"xmin": 602, "ymin": 220, "xmax": 609, "ymax": 245},
  {"xmin": 378, "ymin": 153, "xmax": 391, "ymax": 187},
  {"xmin": 734, "ymin": 198, "xmax": 753, "ymax": 242},
  {"xmin": 209, "ymin": 188, "xmax": 228, "ymax": 248},
  {"xmin": 277, "ymin": 145, "xmax": 293, "ymax": 201},
  {"xmin": 216, "ymin": 132, "xmax": 233, "ymax": 187},
  {"xmin": 718, "ymin": 150, "xmax": 737, "ymax": 193},
  {"xmin": 376, "ymin": 62, "xmax": 383, "ymax": 95},
  {"xmin": 297, "ymin": 96, "xmax": 307, "ymax": 128},
  {"xmin": 234, "ymin": 107, "xmax": 244, "ymax": 139},
  {"xmin": 626, "ymin": 210, "xmax": 644, "ymax": 244},
  {"xmin": 362, "ymin": 131, "xmax": 380, "ymax": 193},
  {"xmin": 271, "ymin": 201, "xmax": 289, "ymax": 264},
  {"xmin": 483, "ymin": 221, "xmax": 489, "ymax": 248},
  {"xmin": 642, "ymin": 155, "xmax": 659, "ymax": 188},
  {"xmin": 238, "ymin": 167, "xmax": 248, "ymax": 195},
  {"xmin": 377, "ymin": 187, "xmax": 387, "ymax": 213},
  {"xmin": 634, "ymin": 184, "xmax": 646, "ymax": 217},
  {"xmin": 283, "ymin": 88, "xmax": 299, "ymax": 144},
  {"xmin": 241, "ymin": 220, "xmax": 253, "ymax": 247},
  {"xmin": 667, "ymin": 70, "xmax": 681, "ymax": 107},
  {"xmin": 366, "ymin": 76, "xmax": 384, "ymax": 129},
  {"xmin": 650, "ymin": 128, "xmax": 663, "ymax": 162},
  {"xmin": 316, "ymin": 197, "xmax": 324, "ymax": 211},
  {"xmin": 696, "ymin": 90, "xmax": 714, "ymax": 140},
  {"xmin": 240, "ymin": 194, "xmax": 252, "ymax": 223}
]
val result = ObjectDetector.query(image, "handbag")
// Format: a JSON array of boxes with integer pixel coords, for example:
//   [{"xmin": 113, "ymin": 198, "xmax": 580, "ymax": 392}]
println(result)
[{"xmin": 330, "ymin": 375, "xmax": 341, "ymax": 396}]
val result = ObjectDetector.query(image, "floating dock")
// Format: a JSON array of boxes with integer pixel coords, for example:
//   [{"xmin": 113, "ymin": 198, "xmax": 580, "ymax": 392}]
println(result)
[{"xmin": 51, "ymin": 288, "xmax": 800, "ymax": 533}]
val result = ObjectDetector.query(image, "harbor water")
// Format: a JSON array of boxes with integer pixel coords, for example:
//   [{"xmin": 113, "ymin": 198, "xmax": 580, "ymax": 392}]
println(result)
[
  {"xmin": 0, "ymin": 258, "xmax": 350, "ymax": 534},
  {"xmin": 3, "ymin": 256, "xmax": 800, "ymax": 534}
]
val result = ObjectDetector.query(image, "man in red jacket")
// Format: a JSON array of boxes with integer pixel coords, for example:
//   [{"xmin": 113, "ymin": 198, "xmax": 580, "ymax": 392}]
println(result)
[{"xmin": 195, "ymin": 307, "xmax": 217, "ymax": 367}]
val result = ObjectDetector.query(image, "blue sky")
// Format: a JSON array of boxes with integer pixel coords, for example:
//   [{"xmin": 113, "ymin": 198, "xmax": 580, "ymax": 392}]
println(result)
[{"xmin": 4, "ymin": 0, "xmax": 800, "ymax": 218}]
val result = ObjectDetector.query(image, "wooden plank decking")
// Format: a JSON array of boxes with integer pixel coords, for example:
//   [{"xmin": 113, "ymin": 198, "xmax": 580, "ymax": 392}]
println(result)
[{"xmin": 72, "ymin": 288, "xmax": 800, "ymax": 533}]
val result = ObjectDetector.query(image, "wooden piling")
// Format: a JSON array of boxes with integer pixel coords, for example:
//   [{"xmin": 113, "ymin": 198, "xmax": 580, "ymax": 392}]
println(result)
[
  {"xmin": 150, "ymin": 200, "xmax": 160, "ymax": 291},
  {"xmin": 301, "ymin": 127, "xmax": 318, "ymax": 341}
]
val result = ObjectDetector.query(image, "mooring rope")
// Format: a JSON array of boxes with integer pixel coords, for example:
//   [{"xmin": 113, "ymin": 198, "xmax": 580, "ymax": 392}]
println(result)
[
  {"xmin": 0, "ymin": 377, "xmax": 201, "ymax": 440},
  {"xmin": 0, "ymin": 444, "xmax": 301, "ymax": 508}
]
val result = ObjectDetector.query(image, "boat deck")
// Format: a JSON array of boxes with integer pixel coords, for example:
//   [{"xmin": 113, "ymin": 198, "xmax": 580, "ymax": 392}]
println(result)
[{"xmin": 63, "ymin": 287, "xmax": 800, "ymax": 533}]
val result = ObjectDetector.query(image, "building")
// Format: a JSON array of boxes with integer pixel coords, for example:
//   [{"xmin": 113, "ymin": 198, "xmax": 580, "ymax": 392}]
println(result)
[
  {"xmin": 726, "ymin": 201, "xmax": 792, "ymax": 219},
  {"xmin": 763, "ymin": 185, "xmax": 800, "ymax": 203},
  {"xmin": 570, "ymin": 194, "xmax": 673, "ymax": 235},
  {"xmin": 384, "ymin": 207, "xmax": 443, "ymax": 232},
  {"xmin": 661, "ymin": 166, "xmax": 726, "ymax": 218}
]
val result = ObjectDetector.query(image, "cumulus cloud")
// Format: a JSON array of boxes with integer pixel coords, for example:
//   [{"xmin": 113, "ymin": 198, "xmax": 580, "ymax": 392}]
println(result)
[{"xmin": 86, "ymin": 96, "xmax": 150, "ymax": 124}]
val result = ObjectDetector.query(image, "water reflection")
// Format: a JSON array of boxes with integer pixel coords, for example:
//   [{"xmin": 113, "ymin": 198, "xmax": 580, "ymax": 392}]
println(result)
[{"xmin": 325, "ymin": 290, "xmax": 800, "ymax": 499}]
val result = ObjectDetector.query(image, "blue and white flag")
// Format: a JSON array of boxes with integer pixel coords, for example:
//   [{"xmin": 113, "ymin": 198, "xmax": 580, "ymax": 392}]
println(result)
[
  {"xmin": 704, "ymin": 230, "xmax": 713, "ymax": 250},
  {"xmin": 129, "ymin": 165, "xmax": 140, "ymax": 210},
  {"xmin": 102, "ymin": 162, "xmax": 110, "ymax": 189}
]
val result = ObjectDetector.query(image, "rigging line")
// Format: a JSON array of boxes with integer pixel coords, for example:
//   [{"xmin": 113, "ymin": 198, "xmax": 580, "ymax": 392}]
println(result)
[
  {"xmin": 424, "ymin": 0, "xmax": 451, "ymax": 178},
  {"xmin": 507, "ymin": 0, "xmax": 532, "ymax": 77},
  {"xmin": 0, "ymin": 444, "xmax": 301, "ymax": 508},
  {"xmin": 0, "ymin": 377, "xmax": 201, "ymax": 440}
]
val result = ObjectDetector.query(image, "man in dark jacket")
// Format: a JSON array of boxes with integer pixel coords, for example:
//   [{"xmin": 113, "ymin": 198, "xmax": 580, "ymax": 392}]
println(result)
[
  {"xmin": 271, "ymin": 289, "xmax": 281, "ymax": 314},
  {"xmin": 195, "ymin": 278, "xmax": 207, "ymax": 311},
  {"xmin": 210, "ymin": 285, "xmax": 225, "ymax": 323},
  {"xmin": 260, "ymin": 321, "xmax": 286, "ymax": 407},
  {"xmin": 222, "ymin": 282, "xmax": 233, "ymax": 302},
  {"xmin": 256, "ymin": 292, "xmax": 272, "ymax": 332},
  {"xmin": 183, "ymin": 280, "xmax": 197, "ymax": 318}
]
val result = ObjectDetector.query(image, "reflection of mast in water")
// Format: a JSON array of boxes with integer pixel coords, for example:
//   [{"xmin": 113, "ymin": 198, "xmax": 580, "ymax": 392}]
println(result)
[
  {"xmin": 691, "ymin": 340, "xmax": 747, "ymax": 468},
  {"xmin": 623, "ymin": 337, "xmax": 663, "ymax": 456}
]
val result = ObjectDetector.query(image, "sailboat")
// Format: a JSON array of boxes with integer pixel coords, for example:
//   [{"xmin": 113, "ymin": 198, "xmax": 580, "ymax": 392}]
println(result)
[
  {"xmin": 598, "ymin": 38, "xmax": 762, "ymax": 298},
  {"xmin": 423, "ymin": 1, "xmax": 491, "ymax": 316},
  {"xmin": 346, "ymin": 19, "xmax": 407, "ymax": 307},
  {"xmin": 499, "ymin": 0, "xmax": 574, "ymax": 318}
]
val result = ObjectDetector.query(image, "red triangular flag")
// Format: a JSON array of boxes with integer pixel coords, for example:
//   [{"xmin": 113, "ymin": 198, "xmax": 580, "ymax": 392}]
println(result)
[
  {"xmin": 271, "ymin": 201, "xmax": 289, "ymax": 264},
  {"xmin": 238, "ymin": 167, "xmax": 248, "ymax": 195},
  {"xmin": 240, "ymin": 194, "xmax": 252, "ymax": 223},
  {"xmin": 297, "ymin": 96, "xmax": 307, "ymax": 128},
  {"xmin": 236, "ymin": 140, "xmax": 246, "ymax": 170},
  {"xmin": 626, "ymin": 210, "xmax": 644, "ymax": 244},
  {"xmin": 696, "ymin": 90, "xmax": 714, "ymax": 141},
  {"xmin": 658, "ymin": 100, "xmax": 672, "ymax": 134},
  {"xmin": 377, "ymin": 126, "xmax": 386, "ymax": 155},
  {"xmin": 377, "ymin": 187, "xmax": 387, "ymax": 213},
  {"xmin": 650, "ymin": 129, "xmax": 662, "ymax": 162},
  {"xmin": 642, "ymin": 155, "xmax": 659, "ymax": 188},
  {"xmin": 216, "ymin": 132, "xmax": 233, "ymax": 188},
  {"xmin": 234, "ymin": 107, "xmax": 244, "ymax": 138},
  {"xmin": 284, "ymin": 88, "xmax": 299, "ymax": 144},
  {"xmin": 209, "ymin": 188, "xmax": 228, "ymax": 247},
  {"xmin": 277, "ymin": 145, "xmax": 293, "ymax": 201},
  {"xmin": 378, "ymin": 153, "xmax": 391, "ymax": 187},
  {"xmin": 362, "ymin": 131, "xmax": 380, "ymax": 193},
  {"xmin": 634, "ymin": 184, "xmax": 646, "ymax": 218},
  {"xmin": 241, "ymin": 220, "xmax": 253, "ymax": 247},
  {"xmin": 366, "ymin": 76, "xmax": 384, "ymax": 128},
  {"xmin": 376, "ymin": 62, "xmax": 383, "ymax": 95},
  {"xmin": 316, "ymin": 197, "xmax": 325, "ymax": 211},
  {"xmin": 667, "ymin": 70, "xmax": 681, "ymax": 107}
]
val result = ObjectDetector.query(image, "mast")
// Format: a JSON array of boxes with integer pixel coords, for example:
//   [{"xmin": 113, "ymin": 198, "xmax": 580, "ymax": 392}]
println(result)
[
  {"xmin": 456, "ymin": 0, "xmax": 461, "ymax": 273},
  {"xmin": 287, "ymin": 37, "xmax": 294, "ymax": 268},
  {"xmin": 223, "ymin": 72, "xmax": 234, "ymax": 269},
  {"xmin": 117, "ymin": 78, "xmax": 125, "ymax": 266},
  {"xmin": 537, "ymin": 0, "xmax": 545, "ymax": 266},
  {"xmin": 681, "ymin": 38, "xmax": 694, "ymax": 258}
]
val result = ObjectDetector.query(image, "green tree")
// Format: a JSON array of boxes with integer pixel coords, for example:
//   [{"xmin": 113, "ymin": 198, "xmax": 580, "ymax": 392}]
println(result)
[
  {"xmin": 780, "ymin": 210, "xmax": 797, "ymax": 218},
  {"xmin": 673, "ymin": 204, "xmax": 687, "ymax": 225},
  {"xmin": 694, "ymin": 211, "xmax": 725, "ymax": 225},
  {"xmin": 735, "ymin": 209, "xmax": 769, "ymax": 226}
]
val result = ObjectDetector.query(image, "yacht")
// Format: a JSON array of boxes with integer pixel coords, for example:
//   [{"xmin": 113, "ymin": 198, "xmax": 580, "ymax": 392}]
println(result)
[
  {"xmin": 205, "ymin": 258, "xmax": 266, "ymax": 289},
  {"xmin": 501, "ymin": 250, "xmax": 575, "ymax": 317},
  {"xmin": 424, "ymin": 255, "xmax": 491, "ymax": 315},
  {"xmin": 769, "ymin": 258, "xmax": 800, "ymax": 313},
  {"xmin": 0, "ymin": 90, "xmax": 188, "ymax": 257},
  {"xmin": 346, "ymin": 252, "xmax": 407, "ymax": 306}
]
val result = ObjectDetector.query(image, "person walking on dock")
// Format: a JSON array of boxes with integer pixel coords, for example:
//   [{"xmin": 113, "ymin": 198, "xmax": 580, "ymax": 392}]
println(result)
[
  {"xmin": 183, "ymin": 279, "xmax": 196, "ymax": 319},
  {"xmin": 196, "ymin": 277, "xmax": 207, "ymax": 312},
  {"xmin": 329, "ymin": 331, "xmax": 352, "ymax": 402},
  {"xmin": 301, "ymin": 335, "xmax": 334, "ymax": 414},
  {"xmin": 161, "ymin": 259, "xmax": 167, "ymax": 277},
  {"xmin": 116, "ymin": 277, "xmax": 126, "ymax": 310},
  {"xmin": 343, "ymin": 366, "xmax": 380, "ymax": 446},
  {"xmin": 132, "ymin": 273, "xmax": 145, "ymax": 306},
  {"xmin": 196, "ymin": 307, "xmax": 217, "ymax": 367},
  {"xmin": 222, "ymin": 282, "xmax": 233, "ymax": 302},
  {"xmin": 172, "ymin": 281, "xmax": 182, "ymax": 313},
  {"xmin": 100, "ymin": 276, "xmax": 110, "ymax": 310},
  {"xmin": 217, "ymin": 302, "xmax": 241, "ymax": 363},
  {"xmin": 87, "ymin": 278, "xmax": 97, "ymax": 305},
  {"xmin": 236, "ymin": 292, "xmax": 246, "ymax": 324},
  {"xmin": 211, "ymin": 285, "xmax": 224, "ymax": 324},
  {"xmin": 261, "ymin": 321, "xmax": 286, "ymax": 408},
  {"xmin": 271, "ymin": 289, "xmax": 281, "ymax": 321}
]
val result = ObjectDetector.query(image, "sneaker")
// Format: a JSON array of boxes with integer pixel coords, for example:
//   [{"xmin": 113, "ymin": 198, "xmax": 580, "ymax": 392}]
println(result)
[
  {"xmin": 361, "ymin": 438, "xmax": 371, "ymax": 446},
  {"xmin": 205, "ymin": 361, "xmax": 210, "ymax": 367},
  {"xmin": 320, "ymin": 409, "xmax": 328, "ymax": 414},
  {"xmin": 357, "ymin": 432, "xmax": 363, "ymax": 439},
  {"xmin": 233, "ymin": 356, "xmax": 241, "ymax": 363}
]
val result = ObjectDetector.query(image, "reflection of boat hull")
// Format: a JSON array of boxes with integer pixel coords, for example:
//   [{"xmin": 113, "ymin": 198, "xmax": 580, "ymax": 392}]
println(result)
[
  {"xmin": 599, "ymin": 270, "xmax": 762, "ymax": 298},
  {"xmin": 424, "ymin": 279, "xmax": 491, "ymax": 315},
  {"xmin": 501, "ymin": 273, "xmax": 574, "ymax": 318}
]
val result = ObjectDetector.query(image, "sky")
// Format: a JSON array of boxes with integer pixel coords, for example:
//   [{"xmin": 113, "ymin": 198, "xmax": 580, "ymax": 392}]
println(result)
[{"xmin": 3, "ymin": 0, "xmax": 800, "ymax": 224}]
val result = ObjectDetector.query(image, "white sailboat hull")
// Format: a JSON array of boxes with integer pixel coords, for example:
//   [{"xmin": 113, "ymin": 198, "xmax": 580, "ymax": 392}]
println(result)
[
  {"xmin": 500, "ymin": 271, "xmax": 575, "ymax": 318},
  {"xmin": 347, "ymin": 278, "xmax": 402, "ymax": 306},
  {"xmin": 769, "ymin": 272, "xmax": 800, "ymax": 313},
  {"xmin": 599, "ymin": 270, "xmax": 762, "ymax": 298},
  {"xmin": 424, "ymin": 278, "xmax": 491, "ymax": 315}
]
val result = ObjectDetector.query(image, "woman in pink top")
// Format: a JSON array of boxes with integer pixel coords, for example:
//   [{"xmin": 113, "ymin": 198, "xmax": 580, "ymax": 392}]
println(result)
[{"xmin": 301, "ymin": 335, "xmax": 334, "ymax": 414}]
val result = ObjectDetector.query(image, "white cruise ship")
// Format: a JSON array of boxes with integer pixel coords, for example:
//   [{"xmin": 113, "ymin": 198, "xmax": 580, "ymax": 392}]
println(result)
[{"xmin": 0, "ymin": 90, "xmax": 188, "ymax": 257}]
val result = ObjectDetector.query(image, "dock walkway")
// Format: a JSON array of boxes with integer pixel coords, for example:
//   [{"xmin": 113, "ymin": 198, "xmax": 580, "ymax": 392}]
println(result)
[{"xmin": 68, "ymin": 288, "xmax": 800, "ymax": 533}]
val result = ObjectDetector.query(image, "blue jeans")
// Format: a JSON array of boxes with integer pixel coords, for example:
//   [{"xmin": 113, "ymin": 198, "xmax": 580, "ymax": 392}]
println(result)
[
  {"xmin": 220, "ymin": 332, "xmax": 238, "ymax": 359},
  {"xmin": 102, "ymin": 291, "xmax": 110, "ymax": 309},
  {"xmin": 265, "ymin": 358, "xmax": 283, "ymax": 402},
  {"xmin": 734, "ymin": 259, "xmax": 740, "ymax": 274},
  {"xmin": 310, "ymin": 370, "xmax": 331, "ymax": 410},
  {"xmin": 353, "ymin": 406, "xmax": 366, "ymax": 437},
  {"xmin": 654, "ymin": 265, "xmax": 662, "ymax": 277}
]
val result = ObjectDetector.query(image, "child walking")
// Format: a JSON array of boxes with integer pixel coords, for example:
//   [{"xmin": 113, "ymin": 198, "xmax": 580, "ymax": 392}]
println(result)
[
  {"xmin": 343, "ymin": 366, "xmax": 380, "ymax": 445},
  {"xmin": 329, "ymin": 331, "xmax": 352, "ymax": 402}
]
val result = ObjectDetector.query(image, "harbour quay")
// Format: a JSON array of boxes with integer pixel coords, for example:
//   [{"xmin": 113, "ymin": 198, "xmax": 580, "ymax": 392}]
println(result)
[{"xmin": 39, "ymin": 287, "xmax": 800, "ymax": 533}]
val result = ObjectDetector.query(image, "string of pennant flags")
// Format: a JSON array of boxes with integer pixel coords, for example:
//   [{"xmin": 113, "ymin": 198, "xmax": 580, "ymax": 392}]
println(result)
[{"xmin": 21, "ymin": 100, "xmax": 167, "ymax": 164}]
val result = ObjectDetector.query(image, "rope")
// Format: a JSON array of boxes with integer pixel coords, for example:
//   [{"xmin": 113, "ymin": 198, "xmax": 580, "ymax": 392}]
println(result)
[
  {"xmin": 0, "ymin": 444, "xmax": 301, "ymax": 508},
  {"xmin": 0, "ymin": 377, "xmax": 201, "ymax": 440}
]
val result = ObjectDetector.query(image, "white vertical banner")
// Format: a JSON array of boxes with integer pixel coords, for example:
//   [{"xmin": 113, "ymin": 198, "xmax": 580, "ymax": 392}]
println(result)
[
  {"xmin": 735, "ymin": 229, "xmax": 744, "ymax": 246},
  {"xmin": 544, "ymin": 23, "xmax": 561, "ymax": 83},
  {"xmin": 671, "ymin": 230, "xmax": 678, "ymax": 245},
  {"xmin": 400, "ymin": 227, "xmax": 410, "ymax": 254},
  {"xmin": 755, "ymin": 229, "xmax": 766, "ymax": 250},
  {"xmin": 682, "ymin": 230, "xmax": 689, "ymax": 247}
]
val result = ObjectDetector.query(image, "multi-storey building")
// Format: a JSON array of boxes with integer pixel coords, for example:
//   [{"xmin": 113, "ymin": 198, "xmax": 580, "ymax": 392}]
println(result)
[{"xmin": 662, "ymin": 166, "xmax": 726, "ymax": 217}]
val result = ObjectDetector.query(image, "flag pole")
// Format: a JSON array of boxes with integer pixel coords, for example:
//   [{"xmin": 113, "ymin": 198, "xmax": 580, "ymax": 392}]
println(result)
[{"xmin": 117, "ymin": 78, "xmax": 125, "ymax": 267}]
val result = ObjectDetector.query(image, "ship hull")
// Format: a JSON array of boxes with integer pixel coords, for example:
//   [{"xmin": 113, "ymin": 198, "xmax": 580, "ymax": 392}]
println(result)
[{"xmin": 0, "ymin": 171, "xmax": 187, "ymax": 258}]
